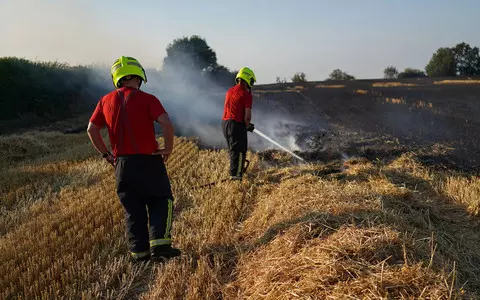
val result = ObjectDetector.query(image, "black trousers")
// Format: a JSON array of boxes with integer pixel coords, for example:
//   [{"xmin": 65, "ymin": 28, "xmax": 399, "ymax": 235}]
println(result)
[
  {"xmin": 115, "ymin": 155, "xmax": 174, "ymax": 257},
  {"xmin": 222, "ymin": 119, "xmax": 247, "ymax": 177}
]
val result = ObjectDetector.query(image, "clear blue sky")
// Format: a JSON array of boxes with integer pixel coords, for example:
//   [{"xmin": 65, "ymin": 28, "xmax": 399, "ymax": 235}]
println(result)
[{"xmin": 1, "ymin": 0, "xmax": 479, "ymax": 83}]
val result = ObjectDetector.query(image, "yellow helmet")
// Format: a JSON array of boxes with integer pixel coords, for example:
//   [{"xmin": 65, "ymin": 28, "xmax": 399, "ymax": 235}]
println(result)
[
  {"xmin": 110, "ymin": 56, "xmax": 148, "ymax": 88},
  {"xmin": 235, "ymin": 67, "xmax": 256, "ymax": 88}
]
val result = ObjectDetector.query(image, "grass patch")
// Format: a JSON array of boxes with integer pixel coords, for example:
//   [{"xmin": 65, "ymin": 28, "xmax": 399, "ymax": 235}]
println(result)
[
  {"xmin": 315, "ymin": 84, "xmax": 346, "ymax": 88},
  {"xmin": 373, "ymin": 82, "xmax": 418, "ymax": 87},
  {"xmin": 434, "ymin": 80, "xmax": 480, "ymax": 85}
]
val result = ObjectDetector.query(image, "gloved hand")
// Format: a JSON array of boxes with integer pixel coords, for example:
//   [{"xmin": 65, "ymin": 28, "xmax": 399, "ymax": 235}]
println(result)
[
  {"xmin": 102, "ymin": 151, "xmax": 116, "ymax": 168},
  {"xmin": 246, "ymin": 123, "xmax": 255, "ymax": 132}
]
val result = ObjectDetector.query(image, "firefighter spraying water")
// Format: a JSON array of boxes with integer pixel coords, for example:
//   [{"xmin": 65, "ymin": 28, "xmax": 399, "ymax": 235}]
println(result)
[{"xmin": 221, "ymin": 66, "xmax": 305, "ymax": 183}]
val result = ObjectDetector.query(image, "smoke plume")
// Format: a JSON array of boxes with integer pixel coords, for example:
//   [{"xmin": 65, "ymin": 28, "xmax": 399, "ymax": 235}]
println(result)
[{"xmin": 138, "ymin": 59, "xmax": 309, "ymax": 152}]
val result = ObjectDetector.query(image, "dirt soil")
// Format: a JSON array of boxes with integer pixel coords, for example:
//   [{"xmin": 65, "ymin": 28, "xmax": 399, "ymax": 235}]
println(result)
[{"xmin": 253, "ymin": 78, "xmax": 480, "ymax": 174}]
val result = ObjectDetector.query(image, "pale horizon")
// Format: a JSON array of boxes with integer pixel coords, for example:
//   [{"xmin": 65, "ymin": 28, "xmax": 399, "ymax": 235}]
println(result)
[{"xmin": 1, "ymin": 0, "xmax": 479, "ymax": 84}]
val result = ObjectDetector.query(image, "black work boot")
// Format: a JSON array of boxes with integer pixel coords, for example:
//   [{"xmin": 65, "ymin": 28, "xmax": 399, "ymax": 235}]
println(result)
[{"xmin": 151, "ymin": 244, "xmax": 182, "ymax": 262}]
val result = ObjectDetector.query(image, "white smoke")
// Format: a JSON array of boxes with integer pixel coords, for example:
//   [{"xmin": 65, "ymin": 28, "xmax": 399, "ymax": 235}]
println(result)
[{"xmin": 134, "ymin": 56, "xmax": 310, "ymax": 152}]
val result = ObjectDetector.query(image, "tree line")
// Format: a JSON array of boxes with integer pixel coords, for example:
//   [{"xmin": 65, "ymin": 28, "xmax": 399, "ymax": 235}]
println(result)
[
  {"xmin": 287, "ymin": 42, "xmax": 480, "ymax": 82},
  {"xmin": 0, "ymin": 35, "xmax": 235, "ymax": 127},
  {"xmin": 0, "ymin": 58, "xmax": 108, "ymax": 125},
  {"xmin": 383, "ymin": 43, "xmax": 480, "ymax": 79}
]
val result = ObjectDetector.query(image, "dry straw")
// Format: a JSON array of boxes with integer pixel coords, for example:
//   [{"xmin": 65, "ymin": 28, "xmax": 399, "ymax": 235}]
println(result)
[{"xmin": 1, "ymin": 132, "xmax": 479, "ymax": 299}]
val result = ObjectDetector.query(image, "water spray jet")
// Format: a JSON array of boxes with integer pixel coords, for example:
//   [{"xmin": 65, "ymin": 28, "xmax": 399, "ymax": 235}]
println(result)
[{"xmin": 253, "ymin": 129, "xmax": 305, "ymax": 162}]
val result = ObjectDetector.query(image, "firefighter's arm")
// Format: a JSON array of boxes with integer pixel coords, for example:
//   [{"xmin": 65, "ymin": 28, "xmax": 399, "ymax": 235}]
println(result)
[
  {"xmin": 245, "ymin": 108, "xmax": 255, "ymax": 132},
  {"xmin": 87, "ymin": 122, "xmax": 109, "ymax": 155},
  {"xmin": 244, "ymin": 108, "xmax": 252, "ymax": 125},
  {"xmin": 87, "ymin": 122, "xmax": 115, "ymax": 166},
  {"xmin": 154, "ymin": 113, "xmax": 174, "ymax": 161}
]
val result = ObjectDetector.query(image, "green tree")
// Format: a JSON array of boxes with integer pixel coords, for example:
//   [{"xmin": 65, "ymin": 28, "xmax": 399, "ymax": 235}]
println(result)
[
  {"xmin": 163, "ymin": 35, "xmax": 217, "ymax": 72},
  {"xmin": 328, "ymin": 69, "xmax": 355, "ymax": 80},
  {"xmin": 291, "ymin": 72, "xmax": 307, "ymax": 82},
  {"xmin": 452, "ymin": 42, "xmax": 480, "ymax": 76},
  {"xmin": 425, "ymin": 47, "xmax": 456, "ymax": 77},
  {"xmin": 398, "ymin": 68, "xmax": 426, "ymax": 78},
  {"xmin": 383, "ymin": 66, "xmax": 399, "ymax": 79},
  {"xmin": 161, "ymin": 35, "xmax": 239, "ymax": 87}
]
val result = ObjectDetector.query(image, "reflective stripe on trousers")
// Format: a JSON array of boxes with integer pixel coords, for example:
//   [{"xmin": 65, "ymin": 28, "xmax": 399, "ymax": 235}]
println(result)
[
  {"xmin": 150, "ymin": 239, "xmax": 172, "ymax": 246},
  {"xmin": 131, "ymin": 250, "xmax": 150, "ymax": 259},
  {"xmin": 236, "ymin": 153, "xmax": 243, "ymax": 177},
  {"xmin": 150, "ymin": 198, "xmax": 173, "ymax": 247}
]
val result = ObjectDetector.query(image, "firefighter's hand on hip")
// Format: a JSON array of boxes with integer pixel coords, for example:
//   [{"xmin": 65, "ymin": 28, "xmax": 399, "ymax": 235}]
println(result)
[
  {"xmin": 153, "ymin": 148, "xmax": 172, "ymax": 162},
  {"xmin": 104, "ymin": 153, "xmax": 115, "ymax": 167}
]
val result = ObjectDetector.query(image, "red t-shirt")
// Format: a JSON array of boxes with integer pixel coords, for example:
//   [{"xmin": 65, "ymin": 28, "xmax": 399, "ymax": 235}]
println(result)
[
  {"xmin": 222, "ymin": 85, "xmax": 253, "ymax": 123},
  {"xmin": 89, "ymin": 87, "xmax": 167, "ymax": 156}
]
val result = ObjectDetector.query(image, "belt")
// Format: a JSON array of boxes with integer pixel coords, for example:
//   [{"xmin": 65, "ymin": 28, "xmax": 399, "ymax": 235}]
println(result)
[{"xmin": 116, "ymin": 154, "xmax": 159, "ymax": 160}]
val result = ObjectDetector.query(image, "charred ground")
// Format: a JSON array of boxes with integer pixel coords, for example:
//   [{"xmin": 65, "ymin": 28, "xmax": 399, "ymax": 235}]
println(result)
[{"xmin": 253, "ymin": 78, "xmax": 480, "ymax": 174}]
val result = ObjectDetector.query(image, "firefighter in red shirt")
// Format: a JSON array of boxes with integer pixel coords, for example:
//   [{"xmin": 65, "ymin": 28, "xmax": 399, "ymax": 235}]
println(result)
[
  {"xmin": 222, "ymin": 67, "xmax": 257, "ymax": 180},
  {"xmin": 87, "ymin": 56, "xmax": 181, "ymax": 262}
]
